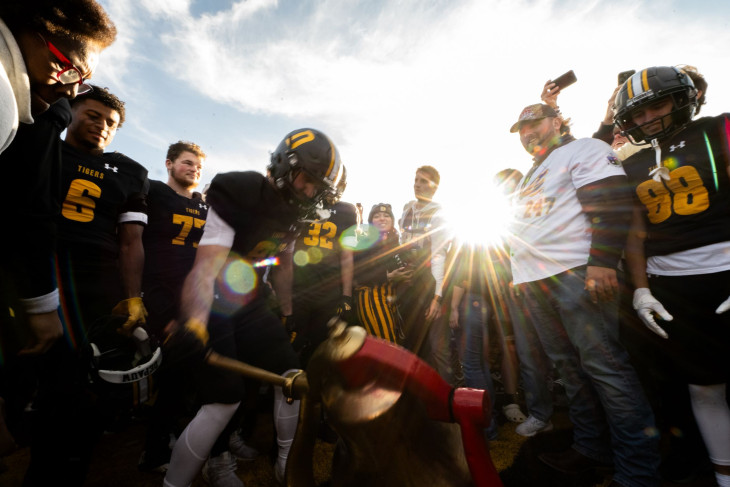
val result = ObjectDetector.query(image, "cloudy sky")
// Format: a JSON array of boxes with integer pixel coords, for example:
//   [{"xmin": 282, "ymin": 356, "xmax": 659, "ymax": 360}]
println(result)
[{"xmin": 92, "ymin": 0, "xmax": 730, "ymax": 238}]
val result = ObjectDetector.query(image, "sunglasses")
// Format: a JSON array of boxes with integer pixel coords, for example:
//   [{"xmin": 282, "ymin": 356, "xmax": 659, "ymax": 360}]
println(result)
[{"xmin": 39, "ymin": 34, "xmax": 92, "ymax": 94}]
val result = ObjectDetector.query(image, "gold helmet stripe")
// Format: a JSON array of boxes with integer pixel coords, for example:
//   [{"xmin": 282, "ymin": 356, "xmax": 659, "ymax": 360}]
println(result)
[
  {"xmin": 627, "ymin": 69, "xmax": 651, "ymax": 100},
  {"xmin": 325, "ymin": 138, "xmax": 337, "ymax": 180},
  {"xmin": 641, "ymin": 68, "xmax": 650, "ymax": 92}
]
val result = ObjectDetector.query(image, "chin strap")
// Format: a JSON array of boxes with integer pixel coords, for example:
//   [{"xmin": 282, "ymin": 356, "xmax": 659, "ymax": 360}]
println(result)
[{"xmin": 648, "ymin": 138, "xmax": 670, "ymax": 182}]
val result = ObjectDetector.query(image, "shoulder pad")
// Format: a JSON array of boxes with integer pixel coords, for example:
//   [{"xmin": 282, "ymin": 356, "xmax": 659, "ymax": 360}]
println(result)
[
  {"xmin": 206, "ymin": 171, "xmax": 267, "ymax": 229},
  {"xmin": 104, "ymin": 152, "xmax": 149, "ymax": 179}
]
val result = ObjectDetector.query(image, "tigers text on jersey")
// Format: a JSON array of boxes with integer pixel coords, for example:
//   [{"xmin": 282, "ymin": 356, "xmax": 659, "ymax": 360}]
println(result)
[
  {"xmin": 509, "ymin": 138, "xmax": 625, "ymax": 284},
  {"xmin": 58, "ymin": 142, "xmax": 148, "ymax": 254},
  {"xmin": 293, "ymin": 201, "xmax": 358, "ymax": 299},
  {"xmin": 142, "ymin": 180, "xmax": 207, "ymax": 282},
  {"xmin": 623, "ymin": 114, "xmax": 730, "ymax": 258}
]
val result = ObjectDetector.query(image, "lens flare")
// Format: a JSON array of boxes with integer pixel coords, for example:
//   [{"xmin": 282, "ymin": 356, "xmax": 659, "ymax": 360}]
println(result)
[
  {"xmin": 222, "ymin": 258, "xmax": 257, "ymax": 295},
  {"xmin": 664, "ymin": 156, "xmax": 679, "ymax": 171},
  {"xmin": 308, "ymin": 247, "xmax": 323, "ymax": 264},
  {"xmin": 442, "ymin": 181, "xmax": 516, "ymax": 247},
  {"xmin": 294, "ymin": 250, "xmax": 309, "ymax": 267},
  {"xmin": 340, "ymin": 224, "xmax": 381, "ymax": 251}
]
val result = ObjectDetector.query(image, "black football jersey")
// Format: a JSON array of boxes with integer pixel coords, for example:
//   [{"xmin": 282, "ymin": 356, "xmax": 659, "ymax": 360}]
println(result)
[
  {"xmin": 204, "ymin": 171, "xmax": 302, "ymax": 311},
  {"xmin": 58, "ymin": 143, "xmax": 148, "ymax": 254},
  {"xmin": 0, "ymin": 99, "xmax": 71, "ymax": 299},
  {"xmin": 206, "ymin": 171, "xmax": 301, "ymax": 259},
  {"xmin": 142, "ymin": 180, "xmax": 207, "ymax": 283},
  {"xmin": 293, "ymin": 201, "xmax": 358, "ymax": 298},
  {"xmin": 623, "ymin": 114, "xmax": 730, "ymax": 257}
]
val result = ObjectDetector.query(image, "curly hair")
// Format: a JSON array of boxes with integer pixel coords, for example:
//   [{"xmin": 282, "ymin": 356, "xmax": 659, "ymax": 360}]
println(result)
[
  {"xmin": 0, "ymin": 0, "xmax": 116, "ymax": 49},
  {"xmin": 677, "ymin": 65, "xmax": 707, "ymax": 115},
  {"xmin": 167, "ymin": 141, "xmax": 207, "ymax": 162},
  {"xmin": 70, "ymin": 85, "xmax": 126, "ymax": 127}
]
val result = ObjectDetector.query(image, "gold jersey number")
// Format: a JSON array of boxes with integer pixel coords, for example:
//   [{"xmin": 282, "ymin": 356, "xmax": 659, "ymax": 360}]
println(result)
[
  {"xmin": 636, "ymin": 166, "xmax": 709, "ymax": 224},
  {"xmin": 302, "ymin": 222, "xmax": 336, "ymax": 250},
  {"xmin": 61, "ymin": 179, "xmax": 101, "ymax": 223},
  {"xmin": 172, "ymin": 214, "xmax": 206, "ymax": 247}
]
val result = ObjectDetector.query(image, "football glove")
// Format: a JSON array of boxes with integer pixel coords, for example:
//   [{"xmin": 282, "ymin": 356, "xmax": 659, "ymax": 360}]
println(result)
[
  {"xmin": 163, "ymin": 318, "xmax": 210, "ymax": 366},
  {"xmin": 112, "ymin": 297, "xmax": 148, "ymax": 335},
  {"xmin": 281, "ymin": 314, "xmax": 297, "ymax": 343},
  {"xmin": 632, "ymin": 288, "xmax": 672, "ymax": 339},
  {"xmin": 336, "ymin": 295, "xmax": 354, "ymax": 323},
  {"xmin": 715, "ymin": 295, "xmax": 730, "ymax": 314}
]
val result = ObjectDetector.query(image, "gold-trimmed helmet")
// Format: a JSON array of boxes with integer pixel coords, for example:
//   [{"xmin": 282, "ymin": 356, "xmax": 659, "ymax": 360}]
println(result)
[
  {"xmin": 614, "ymin": 66, "xmax": 697, "ymax": 144},
  {"xmin": 268, "ymin": 128, "xmax": 344, "ymax": 214}
]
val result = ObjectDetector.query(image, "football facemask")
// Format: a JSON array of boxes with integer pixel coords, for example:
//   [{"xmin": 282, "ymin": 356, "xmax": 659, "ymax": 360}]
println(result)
[
  {"xmin": 87, "ymin": 317, "xmax": 162, "ymax": 384},
  {"xmin": 614, "ymin": 66, "xmax": 697, "ymax": 144}
]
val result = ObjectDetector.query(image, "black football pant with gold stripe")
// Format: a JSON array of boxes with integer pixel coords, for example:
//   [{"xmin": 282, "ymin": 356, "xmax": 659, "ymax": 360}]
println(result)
[{"xmin": 355, "ymin": 284, "xmax": 398, "ymax": 343}]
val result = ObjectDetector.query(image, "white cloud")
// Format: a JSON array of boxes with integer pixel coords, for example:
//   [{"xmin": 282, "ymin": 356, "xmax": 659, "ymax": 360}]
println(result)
[
  {"xmin": 94, "ymin": 0, "xmax": 730, "ymax": 227},
  {"xmin": 139, "ymin": 0, "xmax": 193, "ymax": 17}
]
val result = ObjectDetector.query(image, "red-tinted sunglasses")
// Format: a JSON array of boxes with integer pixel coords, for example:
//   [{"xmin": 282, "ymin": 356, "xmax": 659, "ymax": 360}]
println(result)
[{"xmin": 39, "ymin": 34, "xmax": 92, "ymax": 94}]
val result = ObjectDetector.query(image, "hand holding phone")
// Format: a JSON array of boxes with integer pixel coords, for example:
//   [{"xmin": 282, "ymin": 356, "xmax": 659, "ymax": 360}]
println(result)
[
  {"xmin": 618, "ymin": 69, "xmax": 636, "ymax": 85},
  {"xmin": 552, "ymin": 70, "xmax": 577, "ymax": 90}
]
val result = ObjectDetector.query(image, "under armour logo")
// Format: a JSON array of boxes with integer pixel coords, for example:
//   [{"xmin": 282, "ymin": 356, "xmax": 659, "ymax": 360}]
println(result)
[
  {"xmin": 669, "ymin": 141, "xmax": 685, "ymax": 152},
  {"xmin": 104, "ymin": 163, "xmax": 118, "ymax": 173},
  {"xmin": 199, "ymin": 203, "xmax": 208, "ymax": 210}
]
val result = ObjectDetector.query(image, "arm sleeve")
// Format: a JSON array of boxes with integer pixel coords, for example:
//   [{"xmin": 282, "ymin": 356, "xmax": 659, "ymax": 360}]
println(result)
[
  {"xmin": 592, "ymin": 123, "xmax": 615, "ymax": 145},
  {"xmin": 119, "ymin": 177, "xmax": 149, "ymax": 225},
  {"xmin": 429, "ymin": 210, "xmax": 452, "ymax": 296},
  {"xmin": 576, "ymin": 175, "xmax": 633, "ymax": 269},
  {"xmin": 198, "ymin": 207, "xmax": 236, "ymax": 248}
]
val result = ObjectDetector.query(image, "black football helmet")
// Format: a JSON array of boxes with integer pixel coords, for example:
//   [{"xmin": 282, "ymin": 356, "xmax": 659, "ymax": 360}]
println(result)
[
  {"xmin": 614, "ymin": 66, "xmax": 697, "ymax": 144},
  {"xmin": 268, "ymin": 128, "xmax": 345, "ymax": 216},
  {"xmin": 323, "ymin": 164, "xmax": 347, "ymax": 207},
  {"xmin": 86, "ymin": 316, "xmax": 162, "ymax": 385}
]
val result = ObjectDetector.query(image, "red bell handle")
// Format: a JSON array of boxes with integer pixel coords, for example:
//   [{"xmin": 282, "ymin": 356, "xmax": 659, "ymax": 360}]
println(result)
[{"xmin": 333, "ymin": 335, "xmax": 503, "ymax": 487}]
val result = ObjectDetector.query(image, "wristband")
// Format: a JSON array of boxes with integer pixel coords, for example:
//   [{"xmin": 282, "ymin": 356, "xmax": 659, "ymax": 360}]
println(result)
[{"xmin": 21, "ymin": 288, "xmax": 60, "ymax": 314}]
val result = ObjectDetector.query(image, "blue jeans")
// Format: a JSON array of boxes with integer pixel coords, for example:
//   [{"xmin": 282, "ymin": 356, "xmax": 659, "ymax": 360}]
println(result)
[
  {"xmin": 508, "ymin": 292, "xmax": 554, "ymax": 423},
  {"xmin": 461, "ymin": 293, "xmax": 497, "ymax": 440},
  {"xmin": 521, "ymin": 267, "xmax": 660, "ymax": 487}
]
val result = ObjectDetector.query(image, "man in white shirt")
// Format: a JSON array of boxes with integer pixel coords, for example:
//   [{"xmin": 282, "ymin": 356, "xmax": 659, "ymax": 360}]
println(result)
[{"xmin": 509, "ymin": 103, "xmax": 659, "ymax": 487}]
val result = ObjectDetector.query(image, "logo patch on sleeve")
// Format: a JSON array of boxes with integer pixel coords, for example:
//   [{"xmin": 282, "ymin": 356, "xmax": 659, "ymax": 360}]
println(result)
[{"xmin": 607, "ymin": 155, "xmax": 621, "ymax": 166}]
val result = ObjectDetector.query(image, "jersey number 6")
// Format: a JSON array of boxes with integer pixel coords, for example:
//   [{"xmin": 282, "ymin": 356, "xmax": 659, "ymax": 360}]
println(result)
[{"xmin": 62, "ymin": 179, "xmax": 101, "ymax": 223}]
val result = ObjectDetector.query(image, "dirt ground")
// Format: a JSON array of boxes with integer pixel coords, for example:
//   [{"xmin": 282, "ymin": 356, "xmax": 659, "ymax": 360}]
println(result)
[{"xmin": 1, "ymin": 407, "xmax": 718, "ymax": 487}]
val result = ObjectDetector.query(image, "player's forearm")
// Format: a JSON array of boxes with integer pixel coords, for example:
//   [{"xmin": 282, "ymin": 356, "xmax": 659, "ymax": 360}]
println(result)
[
  {"xmin": 340, "ymin": 249, "xmax": 354, "ymax": 297},
  {"xmin": 118, "ymin": 224, "xmax": 145, "ymax": 298},
  {"xmin": 179, "ymin": 244, "xmax": 229, "ymax": 325},
  {"xmin": 179, "ymin": 260, "xmax": 216, "ymax": 325},
  {"xmin": 271, "ymin": 253, "xmax": 293, "ymax": 316}
]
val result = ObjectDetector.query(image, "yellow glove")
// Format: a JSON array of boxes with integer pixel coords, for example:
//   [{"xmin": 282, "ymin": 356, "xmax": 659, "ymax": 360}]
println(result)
[
  {"xmin": 163, "ymin": 318, "xmax": 210, "ymax": 365},
  {"xmin": 112, "ymin": 297, "xmax": 148, "ymax": 335}
]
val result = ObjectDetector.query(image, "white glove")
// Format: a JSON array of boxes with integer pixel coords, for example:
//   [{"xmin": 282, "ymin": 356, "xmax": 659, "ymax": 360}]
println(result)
[
  {"xmin": 715, "ymin": 296, "xmax": 730, "ymax": 314},
  {"xmin": 633, "ymin": 288, "xmax": 672, "ymax": 339}
]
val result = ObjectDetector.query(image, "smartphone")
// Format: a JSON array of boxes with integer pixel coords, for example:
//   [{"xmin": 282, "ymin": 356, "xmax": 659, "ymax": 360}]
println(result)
[
  {"xmin": 618, "ymin": 69, "xmax": 636, "ymax": 85},
  {"xmin": 552, "ymin": 70, "xmax": 577, "ymax": 90}
]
